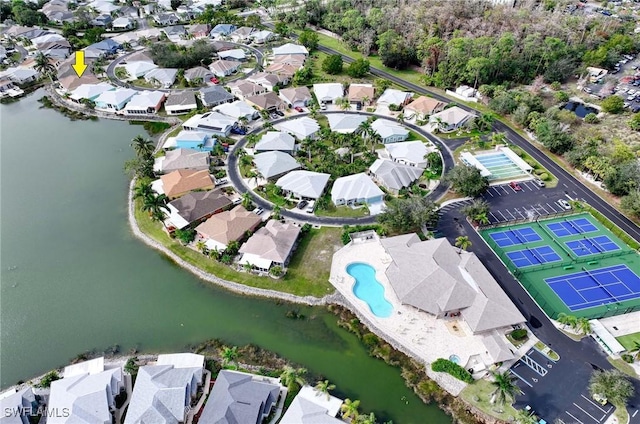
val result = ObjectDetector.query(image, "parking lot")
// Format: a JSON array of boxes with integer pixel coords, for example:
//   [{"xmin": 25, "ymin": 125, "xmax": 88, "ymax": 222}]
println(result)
[
  {"xmin": 559, "ymin": 391, "xmax": 615, "ymax": 424},
  {"xmin": 510, "ymin": 349, "xmax": 553, "ymax": 392},
  {"xmin": 481, "ymin": 180, "xmax": 543, "ymax": 198}
]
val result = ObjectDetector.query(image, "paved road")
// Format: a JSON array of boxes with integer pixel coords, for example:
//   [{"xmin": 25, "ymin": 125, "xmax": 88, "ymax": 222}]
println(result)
[
  {"xmin": 226, "ymin": 110, "xmax": 453, "ymax": 226},
  {"xmin": 105, "ymin": 41, "xmax": 265, "ymax": 92}
]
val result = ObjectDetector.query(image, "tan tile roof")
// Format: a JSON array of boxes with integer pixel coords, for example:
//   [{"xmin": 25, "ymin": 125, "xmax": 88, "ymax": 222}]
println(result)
[
  {"xmin": 347, "ymin": 84, "xmax": 374, "ymax": 102},
  {"xmin": 195, "ymin": 205, "xmax": 262, "ymax": 245},
  {"xmin": 405, "ymin": 96, "xmax": 446, "ymax": 115},
  {"xmin": 246, "ymin": 92, "xmax": 284, "ymax": 110},
  {"xmin": 161, "ymin": 169, "xmax": 214, "ymax": 198},
  {"xmin": 239, "ymin": 220, "xmax": 301, "ymax": 263}
]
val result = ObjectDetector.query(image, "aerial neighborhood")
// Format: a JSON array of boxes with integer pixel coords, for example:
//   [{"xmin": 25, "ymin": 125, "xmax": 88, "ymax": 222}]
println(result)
[{"xmin": 3, "ymin": 0, "xmax": 640, "ymax": 423}]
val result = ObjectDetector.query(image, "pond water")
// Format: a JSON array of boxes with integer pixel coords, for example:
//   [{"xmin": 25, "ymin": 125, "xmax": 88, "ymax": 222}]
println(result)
[{"xmin": 564, "ymin": 101, "xmax": 598, "ymax": 118}]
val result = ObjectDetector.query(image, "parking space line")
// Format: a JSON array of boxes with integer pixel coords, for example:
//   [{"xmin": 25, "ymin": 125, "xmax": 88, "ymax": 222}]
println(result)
[
  {"xmin": 509, "ymin": 369, "xmax": 533, "ymax": 388},
  {"xmin": 514, "ymin": 208, "xmax": 526, "ymax": 219},
  {"xmin": 546, "ymin": 203, "xmax": 558, "ymax": 213},
  {"xmin": 486, "ymin": 189, "xmax": 494, "ymax": 197},
  {"xmin": 632, "ymin": 410, "xmax": 638, "ymax": 418},
  {"xmin": 580, "ymin": 395, "xmax": 608, "ymax": 414},
  {"xmin": 498, "ymin": 210, "xmax": 508, "ymax": 221},
  {"xmin": 566, "ymin": 411, "xmax": 585, "ymax": 424},
  {"xmin": 489, "ymin": 212, "xmax": 500, "ymax": 223},
  {"xmin": 506, "ymin": 210, "xmax": 517, "ymax": 220},
  {"xmin": 538, "ymin": 204, "xmax": 549, "ymax": 214},
  {"xmin": 573, "ymin": 403, "xmax": 600, "ymax": 423},
  {"xmin": 501, "ymin": 186, "xmax": 510, "ymax": 195}
]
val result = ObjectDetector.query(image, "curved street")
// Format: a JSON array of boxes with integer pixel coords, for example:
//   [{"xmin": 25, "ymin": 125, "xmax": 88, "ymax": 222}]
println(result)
[{"xmin": 227, "ymin": 110, "xmax": 453, "ymax": 226}]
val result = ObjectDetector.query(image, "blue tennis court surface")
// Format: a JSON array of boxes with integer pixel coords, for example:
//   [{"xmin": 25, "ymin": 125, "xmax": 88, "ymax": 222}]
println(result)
[
  {"xmin": 546, "ymin": 218, "xmax": 598, "ymax": 237},
  {"xmin": 565, "ymin": 236, "xmax": 621, "ymax": 257},
  {"xmin": 490, "ymin": 227, "xmax": 542, "ymax": 247},
  {"xmin": 546, "ymin": 265, "xmax": 640, "ymax": 311},
  {"xmin": 506, "ymin": 246, "xmax": 562, "ymax": 268}
]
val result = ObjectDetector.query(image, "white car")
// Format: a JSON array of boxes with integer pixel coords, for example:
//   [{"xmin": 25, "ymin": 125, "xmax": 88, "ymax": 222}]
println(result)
[
  {"xmin": 254, "ymin": 207, "xmax": 264, "ymax": 215},
  {"xmin": 629, "ymin": 89, "xmax": 637, "ymax": 95},
  {"xmin": 558, "ymin": 199, "xmax": 572, "ymax": 210}
]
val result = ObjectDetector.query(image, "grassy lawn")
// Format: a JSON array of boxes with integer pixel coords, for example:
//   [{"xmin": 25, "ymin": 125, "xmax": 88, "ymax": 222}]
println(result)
[
  {"xmin": 134, "ymin": 198, "xmax": 334, "ymax": 297},
  {"xmin": 316, "ymin": 204, "xmax": 369, "ymax": 218},
  {"xmin": 406, "ymin": 130, "xmax": 427, "ymax": 142},
  {"xmin": 616, "ymin": 332, "xmax": 640, "ymax": 351},
  {"xmin": 255, "ymin": 184, "xmax": 297, "ymax": 208},
  {"xmin": 460, "ymin": 379, "xmax": 518, "ymax": 422},
  {"xmin": 308, "ymin": 51, "xmax": 372, "ymax": 85},
  {"xmin": 115, "ymin": 67, "xmax": 129, "ymax": 80}
]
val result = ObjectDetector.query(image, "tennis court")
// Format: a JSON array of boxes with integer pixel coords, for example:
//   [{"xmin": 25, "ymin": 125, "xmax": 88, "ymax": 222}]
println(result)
[
  {"xmin": 546, "ymin": 218, "xmax": 598, "ymax": 237},
  {"xmin": 546, "ymin": 265, "xmax": 640, "ymax": 311},
  {"xmin": 507, "ymin": 246, "xmax": 562, "ymax": 268},
  {"xmin": 565, "ymin": 236, "xmax": 620, "ymax": 257},
  {"xmin": 489, "ymin": 227, "xmax": 542, "ymax": 247}
]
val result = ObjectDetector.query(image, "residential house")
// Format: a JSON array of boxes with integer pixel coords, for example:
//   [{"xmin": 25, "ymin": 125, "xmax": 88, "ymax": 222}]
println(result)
[
  {"xmin": 188, "ymin": 23, "xmax": 210, "ymax": 38},
  {"xmin": 164, "ymin": 92, "xmax": 197, "ymax": 115},
  {"xmin": 48, "ymin": 357, "xmax": 124, "ymax": 424},
  {"xmin": 184, "ymin": 66, "xmax": 213, "ymax": 83},
  {"xmin": 155, "ymin": 148, "xmax": 210, "ymax": 173},
  {"xmin": 312, "ymin": 83, "xmax": 343, "ymax": 104},
  {"xmin": 371, "ymin": 118, "xmax": 408, "ymax": 143},
  {"xmin": 0, "ymin": 79, "xmax": 22, "ymax": 98},
  {"xmin": 3, "ymin": 27, "xmax": 49, "ymax": 40},
  {"xmin": 195, "ymin": 205, "xmax": 262, "ymax": 251},
  {"xmin": 31, "ymin": 33, "xmax": 65, "ymax": 46},
  {"xmin": 218, "ymin": 48, "xmax": 247, "ymax": 61},
  {"xmin": 56, "ymin": 58, "xmax": 100, "ymax": 91},
  {"xmin": 90, "ymin": 0, "xmax": 120, "ymax": 14},
  {"xmin": 94, "ymin": 88, "xmax": 137, "ymax": 111},
  {"xmin": 209, "ymin": 59, "xmax": 242, "ymax": 77},
  {"xmin": 0, "ymin": 387, "xmax": 38, "ymax": 424},
  {"xmin": 279, "ymin": 386, "xmax": 343, "ymax": 424},
  {"xmin": 254, "ymin": 131, "xmax": 295, "ymax": 154},
  {"xmin": 154, "ymin": 13, "xmax": 179, "ymax": 26},
  {"xmin": 253, "ymin": 151, "xmax": 301, "ymax": 180},
  {"xmin": 272, "ymin": 43, "xmax": 308, "ymax": 56},
  {"xmin": 429, "ymin": 106, "xmax": 475, "ymax": 132},
  {"xmin": 198, "ymin": 370, "xmax": 282, "ymax": 424},
  {"xmin": 251, "ymin": 29, "xmax": 274, "ymax": 44},
  {"xmin": 347, "ymin": 83, "xmax": 374, "ymax": 105},
  {"xmin": 377, "ymin": 89, "xmax": 413, "ymax": 107},
  {"xmin": 247, "ymin": 72, "xmax": 286, "ymax": 91},
  {"xmin": 144, "ymin": 68, "xmax": 178, "ymax": 88},
  {"xmin": 37, "ymin": 40, "xmax": 72, "ymax": 59},
  {"xmin": 47, "ymin": 10, "xmax": 74, "ymax": 23},
  {"xmin": 270, "ymin": 54, "xmax": 307, "ymax": 69},
  {"xmin": 69, "ymin": 82, "xmax": 114, "ymax": 103},
  {"xmin": 229, "ymin": 26, "xmax": 254, "ymax": 43},
  {"xmin": 125, "ymin": 50, "xmax": 155, "ymax": 63},
  {"xmin": 209, "ymin": 23, "xmax": 237, "ymax": 38},
  {"xmin": 239, "ymin": 220, "xmax": 301, "ymax": 271},
  {"xmin": 210, "ymin": 40, "xmax": 237, "ymax": 52},
  {"xmin": 166, "ymin": 189, "xmax": 233, "ymax": 230},
  {"xmin": 245, "ymin": 91, "xmax": 285, "ymax": 112},
  {"xmin": 91, "ymin": 14, "xmax": 112, "ymax": 27},
  {"xmin": 228, "ymin": 80, "xmax": 266, "ymax": 100},
  {"xmin": 161, "ymin": 25, "xmax": 187, "ymax": 41},
  {"xmin": 173, "ymin": 130, "xmax": 214, "ymax": 151},
  {"xmin": 331, "ymin": 173, "xmax": 384, "ymax": 206},
  {"xmin": 2, "ymin": 68, "xmax": 38, "ymax": 85},
  {"xmin": 385, "ymin": 140, "xmax": 432, "ymax": 168},
  {"xmin": 404, "ymin": 96, "xmax": 446, "ymax": 119},
  {"xmin": 266, "ymin": 63, "xmax": 298, "ymax": 79},
  {"xmin": 199, "ymin": 85, "xmax": 235, "ymax": 108},
  {"xmin": 327, "ymin": 113, "xmax": 368, "ymax": 134},
  {"xmin": 275, "ymin": 170, "xmax": 330, "ymax": 200},
  {"xmin": 124, "ymin": 91, "xmax": 166, "ymax": 115},
  {"xmin": 112, "ymin": 17, "xmax": 134, "ymax": 30},
  {"xmin": 86, "ymin": 38, "xmax": 120, "ymax": 55},
  {"xmin": 124, "ymin": 353, "xmax": 205, "ymax": 424},
  {"xmin": 274, "ymin": 117, "xmax": 320, "ymax": 140},
  {"xmin": 133, "ymin": 28, "xmax": 162, "ymax": 41},
  {"xmin": 278, "ymin": 86, "xmax": 312, "ymax": 109},
  {"xmin": 369, "ymin": 158, "xmax": 423, "ymax": 194},
  {"xmin": 154, "ymin": 169, "xmax": 214, "ymax": 199},
  {"xmin": 123, "ymin": 61, "xmax": 158, "ymax": 78},
  {"xmin": 213, "ymin": 100, "xmax": 258, "ymax": 121},
  {"xmin": 183, "ymin": 112, "xmax": 236, "ymax": 137},
  {"xmin": 119, "ymin": 6, "xmax": 140, "ymax": 18}
]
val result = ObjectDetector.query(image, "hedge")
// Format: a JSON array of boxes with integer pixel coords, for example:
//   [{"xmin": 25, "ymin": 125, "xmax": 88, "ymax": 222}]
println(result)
[
  {"xmin": 431, "ymin": 358, "xmax": 474, "ymax": 383},
  {"xmin": 510, "ymin": 328, "xmax": 528, "ymax": 340}
]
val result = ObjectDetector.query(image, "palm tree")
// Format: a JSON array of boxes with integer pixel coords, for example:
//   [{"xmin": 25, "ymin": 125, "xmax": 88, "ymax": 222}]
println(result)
[
  {"xmin": 557, "ymin": 312, "xmax": 577, "ymax": 329},
  {"xmin": 337, "ymin": 97, "xmax": 351, "ymax": 111},
  {"xmin": 195, "ymin": 240, "xmax": 207, "ymax": 254},
  {"xmin": 241, "ymin": 192, "xmax": 252, "ymax": 208},
  {"xmin": 396, "ymin": 112, "xmax": 405, "ymax": 124},
  {"xmin": 490, "ymin": 371, "xmax": 522, "ymax": 406},
  {"xmin": 474, "ymin": 112, "xmax": 495, "ymax": 132},
  {"xmin": 357, "ymin": 119, "xmax": 373, "ymax": 141},
  {"xmin": 34, "ymin": 52, "xmax": 56, "ymax": 82},
  {"xmin": 142, "ymin": 194, "xmax": 168, "ymax": 217},
  {"xmin": 221, "ymin": 345, "xmax": 239, "ymax": 368},
  {"xmin": 133, "ymin": 180, "xmax": 154, "ymax": 201},
  {"xmin": 340, "ymin": 398, "xmax": 361, "ymax": 422},
  {"xmin": 355, "ymin": 413, "xmax": 377, "ymax": 424},
  {"xmin": 130, "ymin": 135, "xmax": 154, "ymax": 159},
  {"xmin": 515, "ymin": 409, "xmax": 538, "ymax": 424},
  {"xmin": 314, "ymin": 380, "xmax": 336, "ymax": 400},
  {"xmin": 474, "ymin": 212, "xmax": 490, "ymax": 226},
  {"xmin": 491, "ymin": 132, "xmax": 508, "ymax": 145},
  {"xmin": 576, "ymin": 317, "xmax": 592, "ymax": 334},
  {"xmin": 279, "ymin": 366, "xmax": 307, "ymax": 391},
  {"xmin": 272, "ymin": 204, "xmax": 281, "ymax": 220},
  {"xmin": 454, "ymin": 236, "xmax": 472, "ymax": 253},
  {"xmin": 238, "ymin": 115, "xmax": 249, "ymax": 130}
]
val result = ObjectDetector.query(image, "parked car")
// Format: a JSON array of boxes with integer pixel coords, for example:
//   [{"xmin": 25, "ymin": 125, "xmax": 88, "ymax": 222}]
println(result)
[
  {"xmin": 297, "ymin": 200, "xmax": 308, "ymax": 210},
  {"xmin": 275, "ymin": 110, "xmax": 284, "ymax": 117},
  {"xmin": 232, "ymin": 198, "xmax": 242, "ymax": 205},
  {"xmin": 254, "ymin": 207, "xmax": 264, "ymax": 215},
  {"xmin": 592, "ymin": 394, "xmax": 607, "ymax": 406},
  {"xmin": 558, "ymin": 199, "xmax": 572, "ymax": 210},
  {"xmin": 230, "ymin": 126, "xmax": 246, "ymax": 135},
  {"xmin": 356, "ymin": 102, "xmax": 362, "ymax": 110},
  {"xmin": 509, "ymin": 181, "xmax": 522, "ymax": 191},
  {"xmin": 583, "ymin": 87, "xmax": 593, "ymax": 94},
  {"xmin": 215, "ymin": 178, "xmax": 228, "ymax": 186},
  {"xmin": 210, "ymin": 77, "xmax": 219, "ymax": 84},
  {"xmin": 270, "ymin": 113, "xmax": 279, "ymax": 119},
  {"xmin": 294, "ymin": 106, "xmax": 303, "ymax": 112},
  {"xmin": 533, "ymin": 179, "xmax": 546, "ymax": 187},
  {"xmin": 320, "ymin": 102, "xmax": 327, "ymax": 110}
]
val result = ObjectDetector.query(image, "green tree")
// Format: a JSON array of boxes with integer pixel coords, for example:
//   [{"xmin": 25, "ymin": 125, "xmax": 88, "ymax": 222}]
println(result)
[
  {"xmin": 554, "ymin": 91, "xmax": 569, "ymax": 103},
  {"xmin": 576, "ymin": 317, "xmax": 592, "ymax": 335},
  {"xmin": 322, "ymin": 54, "xmax": 343, "ymax": 75},
  {"xmin": 133, "ymin": 180, "xmax": 155, "ymax": 202},
  {"xmin": 584, "ymin": 113, "xmax": 599, "ymax": 124},
  {"xmin": 274, "ymin": 21, "xmax": 290, "ymax": 37},
  {"xmin": 34, "ymin": 52, "xmax": 56, "ymax": 82},
  {"xmin": 195, "ymin": 240, "xmax": 208, "ymax": 254},
  {"xmin": 141, "ymin": 194, "xmax": 168, "ymax": 218},
  {"xmin": 377, "ymin": 29, "xmax": 414, "ymax": 69},
  {"xmin": 557, "ymin": 312, "xmax": 577, "ymax": 329},
  {"xmin": 298, "ymin": 29, "xmax": 319, "ymax": 51},
  {"xmin": 490, "ymin": 371, "xmax": 522, "ymax": 405},
  {"xmin": 38, "ymin": 371, "xmax": 61, "ymax": 388},
  {"xmin": 460, "ymin": 199, "xmax": 490, "ymax": 224},
  {"xmin": 125, "ymin": 357, "xmax": 139, "ymax": 378},
  {"xmin": 589, "ymin": 370, "xmax": 634, "ymax": 407},
  {"xmin": 221, "ymin": 345, "xmax": 239, "ymax": 368},
  {"xmin": 473, "ymin": 113, "xmax": 495, "ymax": 132},
  {"xmin": 454, "ymin": 236, "xmax": 471, "ymax": 253},
  {"xmin": 515, "ymin": 409, "xmax": 539, "ymax": 424},
  {"xmin": 340, "ymin": 398, "xmax": 361, "ymax": 422},
  {"xmin": 355, "ymin": 412, "xmax": 378, "ymax": 424},
  {"xmin": 314, "ymin": 379, "xmax": 336, "ymax": 400},
  {"xmin": 373, "ymin": 78, "xmax": 391, "ymax": 95},
  {"xmin": 130, "ymin": 135, "xmax": 155, "ymax": 159},
  {"xmin": 377, "ymin": 197, "xmax": 439, "ymax": 233},
  {"xmin": 629, "ymin": 114, "xmax": 640, "ymax": 131},
  {"xmin": 601, "ymin": 95, "xmax": 624, "ymax": 114},
  {"xmin": 241, "ymin": 191, "xmax": 252, "ymax": 209},
  {"xmin": 173, "ymin": 228, "xmax": 196, "ymax": 245},
  {"xmin": 280, "ymin": 366, "xmax": 307, "ymax": 391},
  {"xmin": 621, "ymin": 190, "xmax": 640, "ymax": 218},
  {"xmin": 347, "ymin": 58, "xmax": 370, "ymax": 78},
  {"xmin": 445, "ymin": 165, "xmax": 489, "ymax": 197}
]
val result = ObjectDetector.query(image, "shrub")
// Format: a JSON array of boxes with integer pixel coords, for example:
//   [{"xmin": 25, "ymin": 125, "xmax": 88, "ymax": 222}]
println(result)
[
  {"xmin": 550, "ymin": 81, "xmax": 562, "ymax": 91},
  {"xmin": 554, "ymin": 91, "xmax": 569, "ymax": 103},
  {"xmin": 539, "ymin": 172, "xmax": 550, "ymax": 181},
  {"xmin": 621, "ymin": 354, "xmax": 634, "ymax": 363},
  {"xmin": 510, "ymin": 328, "xmax": 528, "ymax": 340},
  {"xmin": 38, "ymin": 371, "xmax": 61, "ymax": 388},
  {"xmin": 584, "ymin": 113, "xmax": 599, "ymax": 124},
  {"xmin": 601, "ymin": 95, "xmax": 624, "ymax": 114},
  {"xmin": 431, "ymin": 358, "xmax": 473, "ymax": 383},
  {"xmin": 362, "ymin": 333, "xmax": 380, "ymax": 348}
]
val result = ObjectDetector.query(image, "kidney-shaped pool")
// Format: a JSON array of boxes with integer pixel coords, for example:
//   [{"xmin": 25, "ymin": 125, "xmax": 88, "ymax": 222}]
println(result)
[{"xmin": 346, "ymin": 262, "xmax": 394, "ymax": 318}]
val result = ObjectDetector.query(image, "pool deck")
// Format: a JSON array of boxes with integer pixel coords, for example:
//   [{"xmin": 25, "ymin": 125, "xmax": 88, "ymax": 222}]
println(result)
[{"xmin": 329, "ymin": 237, "xmax": 504, "ymax": 395}]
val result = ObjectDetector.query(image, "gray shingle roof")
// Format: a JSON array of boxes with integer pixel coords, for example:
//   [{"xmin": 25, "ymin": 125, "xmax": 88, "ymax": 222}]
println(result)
[
  {"xmin": 275, "ymin": 170, "xmax": 330, "ymax": 199},
  {"xmin": 161, "ymin": 148, "xmax": 210, "ymax": 172},
  {"xmin": 168, "ymin": 189, "xmax": 232, "ymax": 224},
  {"xmin": 253, "ymin": 151, "xmax": 301, "ymax": 179},
  {"xmin": 369, "ymin": 159, "xmax": 422, "ymax": 191},
  {"xmin": 254, "ymin": 131, "xmax": 295, "ymax": 152},
  {"xmin": 239, "ymin": 220, "xmax": 301, "ymax": 264},
  {"xmin": 199, "ymin": 86, "xmax": 235, "ymax": 107}
]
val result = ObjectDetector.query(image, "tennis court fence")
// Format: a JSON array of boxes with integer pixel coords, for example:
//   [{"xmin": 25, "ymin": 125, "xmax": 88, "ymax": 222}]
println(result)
[{"xmin": 478, "ymin": 209, "xmax": 577, "ymax": 230}]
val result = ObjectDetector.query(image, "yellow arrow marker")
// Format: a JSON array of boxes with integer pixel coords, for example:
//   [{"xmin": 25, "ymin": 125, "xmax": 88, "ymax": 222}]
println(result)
[{"xmin": 72, "ymin": 51, "xmax": 88, "ymax": 78}]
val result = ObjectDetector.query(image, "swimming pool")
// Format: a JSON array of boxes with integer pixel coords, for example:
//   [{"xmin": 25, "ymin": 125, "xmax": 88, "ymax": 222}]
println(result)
[
  {"xmin": 346, "ymin": 263, "xmax": 393, "ymax": 318},
  {"xmin": 474, "ymin": 152, "xmax": 529, "ymax": 181}
]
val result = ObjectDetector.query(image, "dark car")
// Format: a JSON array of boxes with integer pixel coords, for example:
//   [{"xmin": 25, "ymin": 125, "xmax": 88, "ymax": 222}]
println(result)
[
  {"xmin": 275, "ymin": 110, "xmax": 284, "ymax": 117},
  {"xmin": 356, "ymin": 102, "xmax": 362, "ymax": 111},
  {"xmin": 297, "ymin": 200, "xmax": 308, "ymax": 210},
  {"xmin": 294, "ymin": 106, "xmax": 303, "ymax": 112},
  {"xmin": 270, "ymin": 113, "xmax": 279, "ymax": 119},
  {"xmin": 230, "ymin": 126, "xmax": 246, "ymax": 135}
]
